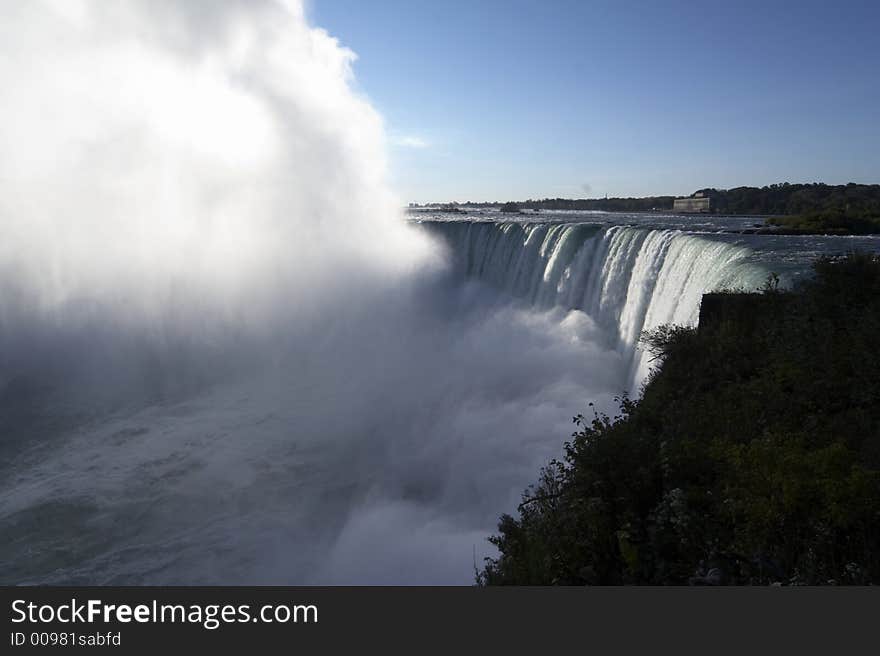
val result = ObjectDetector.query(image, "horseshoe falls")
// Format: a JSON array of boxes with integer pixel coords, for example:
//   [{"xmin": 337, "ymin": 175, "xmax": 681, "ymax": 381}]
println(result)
[
  {"xmin": 5, "ymin": 216, "xmax": 780, "ymax": 585},
  {"xmin": 3, "ymin": 1, "xmax": 873, "ymax": 588},
  {"xmin": 423, "ymin": 221, "xmax": 771, "ymax": 389}
]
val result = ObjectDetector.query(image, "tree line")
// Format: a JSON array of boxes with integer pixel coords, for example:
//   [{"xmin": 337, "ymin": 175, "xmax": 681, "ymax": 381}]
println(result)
[{"xmin": 415, "ymin": 182, "xmax": 880, "ymax": 218}]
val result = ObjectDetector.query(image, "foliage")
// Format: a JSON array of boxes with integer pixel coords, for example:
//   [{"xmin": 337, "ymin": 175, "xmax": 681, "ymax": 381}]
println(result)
[
  {"xmin": 765, "ymin": 209, "xmax": 880, "ymax": 235},
  {"xmin": 697, "ymin": 182, "xmax": 880, "ymax": 219},
  {"xmin": 480, "ymin": 254, "xmax": 880, "ymax": 585},
  {"xmin": 413, "ymin": 182, "xmax": 880, "ymax": 219}
]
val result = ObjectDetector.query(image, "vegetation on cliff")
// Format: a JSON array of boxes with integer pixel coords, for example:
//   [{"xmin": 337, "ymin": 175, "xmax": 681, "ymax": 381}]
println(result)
[{"xmin": 480, "ymin": 253, "xmax": 880, "ymax": 585}]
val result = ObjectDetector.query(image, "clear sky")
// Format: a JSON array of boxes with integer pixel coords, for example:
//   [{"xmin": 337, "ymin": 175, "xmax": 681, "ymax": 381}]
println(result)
[{"xmin": 309, "ymin": 0, "xmax": 880, "ymax": 203}]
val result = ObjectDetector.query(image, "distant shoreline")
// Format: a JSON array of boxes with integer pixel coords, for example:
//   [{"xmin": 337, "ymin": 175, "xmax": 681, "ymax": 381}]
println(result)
[
  {"xmin": 406, "ymin": 206, "xmax": 781, "ymax": 219},
  {"xmin": 408, "ymin": 181, "xmax": 879, "ymax": 220},
  {"xmin": 408, "ymin": 182, "xmax": 880, "ymax": 235}
]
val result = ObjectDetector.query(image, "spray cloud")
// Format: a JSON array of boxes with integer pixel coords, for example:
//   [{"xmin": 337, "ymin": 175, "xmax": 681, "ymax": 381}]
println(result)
[{"xmin": 0, "ymin": 0, "xmax": 628, "ymax": 584}]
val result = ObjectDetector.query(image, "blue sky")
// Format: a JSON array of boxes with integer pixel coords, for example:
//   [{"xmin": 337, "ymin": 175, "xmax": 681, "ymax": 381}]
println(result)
[{"xmin": 309, "ymin": 0, "xmax": 880, "ymax": 203}]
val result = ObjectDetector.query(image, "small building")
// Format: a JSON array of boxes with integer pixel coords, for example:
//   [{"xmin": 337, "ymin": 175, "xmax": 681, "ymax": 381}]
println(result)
[{"xmin": 673, "ymin": 195, "xmax": 711, "ymax": 213}]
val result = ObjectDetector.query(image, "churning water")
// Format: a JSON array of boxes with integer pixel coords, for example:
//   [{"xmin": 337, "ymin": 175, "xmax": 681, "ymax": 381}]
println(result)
[{"xmin": 1, "ymin": 1, "xmax": 878, "ymax": 584}]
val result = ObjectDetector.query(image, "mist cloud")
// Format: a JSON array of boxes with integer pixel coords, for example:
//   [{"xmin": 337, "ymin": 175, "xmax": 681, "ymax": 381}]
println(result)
[{"xmin": 0, "ymin": 1, "xmax": 627, "ymax": 584}]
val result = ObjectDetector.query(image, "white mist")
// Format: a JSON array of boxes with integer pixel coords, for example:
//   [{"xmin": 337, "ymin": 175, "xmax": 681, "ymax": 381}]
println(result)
[{"xmin": 0, "ymin": 1, "xmax": 627, "ymax": 584}]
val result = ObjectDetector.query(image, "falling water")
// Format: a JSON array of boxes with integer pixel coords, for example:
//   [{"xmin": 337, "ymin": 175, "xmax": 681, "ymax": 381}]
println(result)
[{"xmin": 423, "ymin": 221, "xmax": 772, "ymax": 388}]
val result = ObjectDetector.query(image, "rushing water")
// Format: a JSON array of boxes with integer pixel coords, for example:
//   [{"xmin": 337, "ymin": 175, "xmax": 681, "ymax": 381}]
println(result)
[
  {"xmin": 422, "ymin": 221, "xmax": 764, "ymax": 386},
  {"xmin": 4, "ymin": 210, "xmax": 876, "ymax": 584},
  {"xmin": 419, "ymin": 212, "xmax": 880, "ymax": 387},
  {"xmin": 2, "ymin": 1, "xmax": 879, "ymax": 585}
]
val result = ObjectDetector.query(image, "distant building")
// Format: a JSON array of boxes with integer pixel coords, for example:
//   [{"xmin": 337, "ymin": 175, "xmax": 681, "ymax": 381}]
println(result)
[{"xmin": 673, "ymin": 195, "xmax": 711, "ymax": 213}]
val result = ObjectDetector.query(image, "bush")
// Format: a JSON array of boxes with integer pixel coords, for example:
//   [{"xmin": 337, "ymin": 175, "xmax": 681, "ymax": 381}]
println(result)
[{"xmin": 480, "ymin": 254, "xmax": 880, "ymax": 585}]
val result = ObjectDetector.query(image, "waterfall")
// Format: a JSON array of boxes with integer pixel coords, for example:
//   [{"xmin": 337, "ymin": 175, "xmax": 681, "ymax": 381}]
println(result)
[{"xmin": 424, "ymin": 221, "xmax": 771, "ymax": 390}]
